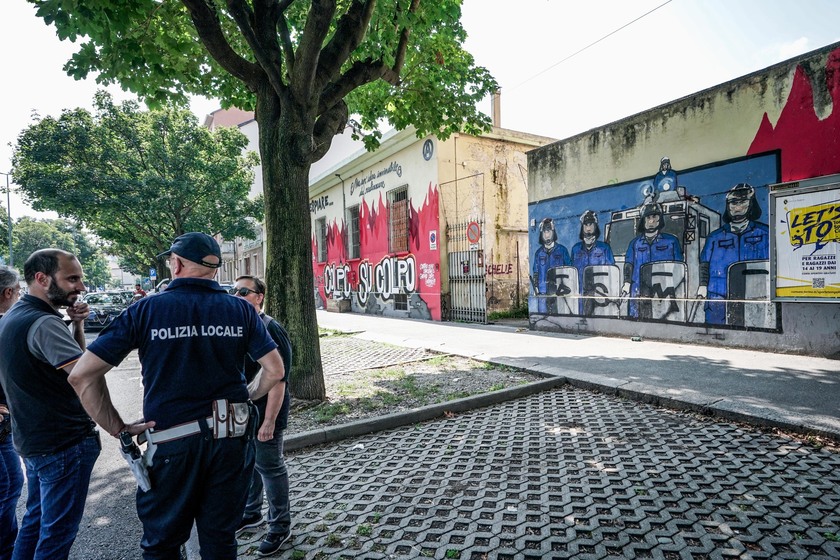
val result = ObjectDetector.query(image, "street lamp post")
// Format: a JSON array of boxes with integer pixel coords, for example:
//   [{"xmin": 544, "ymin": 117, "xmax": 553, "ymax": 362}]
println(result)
[{"xmin": 1, "ymin": 172, "xmax": 12, "ymax": 267}]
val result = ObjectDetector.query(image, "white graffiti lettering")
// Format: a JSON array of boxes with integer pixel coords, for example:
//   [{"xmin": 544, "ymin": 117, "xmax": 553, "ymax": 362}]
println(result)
[
  {"xmin": 357, "ymin": 261, "xmax": 373, "ymax": 305},
  {"xmin": 419, "ymin": 262, "xmax": 437, "ymax": 288},
  {"xmin": 374, "ymin": 255, "xmax": 417, "ymax": 299},
  {"xmin": 323, "ymin": 263, "xmax": 352, "ymax": 299}
]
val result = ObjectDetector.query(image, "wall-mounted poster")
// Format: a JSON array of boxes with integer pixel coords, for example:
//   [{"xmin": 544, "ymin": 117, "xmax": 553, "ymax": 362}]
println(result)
[{"xmin": 770, "ymin": 174, "xmax": 840, "ymax": 301}]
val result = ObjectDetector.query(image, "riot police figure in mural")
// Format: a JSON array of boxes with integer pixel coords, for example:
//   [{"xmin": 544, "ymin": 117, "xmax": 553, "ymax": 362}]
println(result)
[
  {"xmin": 621, "ymin": 203, "xmax": 684, "ymax": 318},
  {"xmin": 654, "ymin": 156, "xmax": 678, "ymax": 192},
  {"xmin": 697, "ymin": 183, "xmax": 769, "ymax": 325},
  {"xmin": 531, "ymin": 218, "xmax": 570, "ymax": 314},
  {"xmin": 571, "ymin": 210, "xmax": 615, "ymax": 315}
]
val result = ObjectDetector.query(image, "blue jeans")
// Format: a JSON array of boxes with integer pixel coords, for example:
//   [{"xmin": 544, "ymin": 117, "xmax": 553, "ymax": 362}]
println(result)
[
  {"xmin": 0, "ymin": 436, "xmax": 24, "ymax": 560},
  {"xmin": 244, "ymin": 432, "xmax": 290, "ymax": 534},
  {"xmin": 137, "ymin": 433, "xmax": 255, "ymax": 560},
  {"xmin": 13, "ymin": 432, "xmax": 101, "ymax": 560}
]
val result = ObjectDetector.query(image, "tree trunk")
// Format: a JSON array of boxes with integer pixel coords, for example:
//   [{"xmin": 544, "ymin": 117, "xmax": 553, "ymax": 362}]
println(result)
[{"xmin": 255, "ymin": 87, "xmax": 326, "ymax": 401}]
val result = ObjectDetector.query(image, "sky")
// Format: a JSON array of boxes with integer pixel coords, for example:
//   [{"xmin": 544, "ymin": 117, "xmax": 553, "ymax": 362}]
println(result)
[{"xmin": 1, "ymin": 0, "xmax": 839, "ymax": 221}]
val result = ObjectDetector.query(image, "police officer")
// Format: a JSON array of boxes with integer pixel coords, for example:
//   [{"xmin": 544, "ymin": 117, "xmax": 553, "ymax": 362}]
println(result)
[
  {"xmin": 531, "ymin": 218, "xmax": 571, "ymax": 314},
  {"xmin": 68, "ymin": 233, "xmax": 285, "ymax": 560},
  {"xmin": 570, "ymin": 211, "xmax": 615, "ymax": 315},
  {"xmin": 621, "ymin": 203, "xmax": 684, "ymax": 318},
  {"xmin": 698, "ymin": 183, "xmax": 769, "ymax": 324}
]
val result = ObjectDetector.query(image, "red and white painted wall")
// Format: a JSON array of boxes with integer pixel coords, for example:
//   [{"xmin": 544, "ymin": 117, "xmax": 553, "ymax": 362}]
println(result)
[{"xmin": 310, "ymin": 132, "xmax": 443, "ymax": 321}]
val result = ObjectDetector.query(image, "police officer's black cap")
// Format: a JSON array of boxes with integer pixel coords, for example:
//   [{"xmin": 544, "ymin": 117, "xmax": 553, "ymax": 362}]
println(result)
[{"xmin": 157, "ymin": 232, "xmax": 222, "ymax": 269}]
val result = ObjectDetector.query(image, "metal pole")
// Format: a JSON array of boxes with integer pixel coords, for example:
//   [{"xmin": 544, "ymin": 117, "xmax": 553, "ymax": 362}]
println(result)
[{"xmin": 3, "ymin": 173, "xmax": 11, "ymax": 267}]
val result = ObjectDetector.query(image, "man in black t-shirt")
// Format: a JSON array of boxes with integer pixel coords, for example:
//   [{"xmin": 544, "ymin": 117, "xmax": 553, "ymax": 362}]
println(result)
[
  {"xmin": 0, "ymin": 250, "xmax": 97, "ymax": 560},
  {"xmin": 233, "ymin": 275, "xmax": 293, "ymax": 557}
]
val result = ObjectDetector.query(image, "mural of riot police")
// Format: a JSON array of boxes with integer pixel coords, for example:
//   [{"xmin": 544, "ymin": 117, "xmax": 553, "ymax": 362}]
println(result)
[
  {"xmin": 571, "ymin": 210, "xmax": 615, "ymax": 315},
  {"xmin": 531, "ymin": 218, "xmax": 570, "ymax": 313},
  {"xmin": 653, "ymin": 156, "xmax": 678, "ymax": 193},
  {"xmin": 698, "ymin": 183, "xmax": 769, "ymax": 325},
  {"xmin": 622, "ymin": 203, "xmax": 684, "ymax": 318}
]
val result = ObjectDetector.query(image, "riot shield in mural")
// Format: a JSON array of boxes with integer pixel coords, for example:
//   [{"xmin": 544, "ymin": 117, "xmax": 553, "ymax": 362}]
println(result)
[
  {"xmin": 638, "ymin": 261, "xmax": 687, "ymax": 321},
  {"xmin": 545, "ymin": 266, "xmax": 578, "ymax": 315},
  {"xmin": 582, "ymin": 264, "xmax": 621, "ymax": 317},
  {"xmin": 726, "ymin": 260, "xmax": 775, "ymax": 328}
]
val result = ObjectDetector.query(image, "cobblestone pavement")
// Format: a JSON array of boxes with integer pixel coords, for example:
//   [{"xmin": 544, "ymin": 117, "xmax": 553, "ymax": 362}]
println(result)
[
  {"xmin": 237, "ymin": 385, "xmax": 840, "ymax": 559},
  {"xmin": 320, "ymin": 336, "xmax": 439, "ymax": 374}
]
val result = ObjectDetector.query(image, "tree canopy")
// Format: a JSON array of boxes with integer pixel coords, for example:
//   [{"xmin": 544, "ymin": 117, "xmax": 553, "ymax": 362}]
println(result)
[
  {"xmin": 12, "ymin": 92, "xmax": 262, "ymax": 274},
  {"xmin": 11, "ymin": 217, "xmax": 111, "ymax": 288},
  {"xmin": 28, "ymin": 0, "xmax": 498, "ymax": 400}
]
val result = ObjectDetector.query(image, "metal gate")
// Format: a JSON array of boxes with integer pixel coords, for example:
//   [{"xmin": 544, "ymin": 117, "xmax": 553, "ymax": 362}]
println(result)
[{"xmin": 446, "ymin": 220, "xmax": 486, "ymax": 323}]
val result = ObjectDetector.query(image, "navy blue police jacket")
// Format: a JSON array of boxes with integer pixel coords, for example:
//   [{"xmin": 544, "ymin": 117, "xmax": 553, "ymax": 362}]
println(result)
[{"xmin": 87, "ymin": 277, "xmax": 277, "ymax": 430}]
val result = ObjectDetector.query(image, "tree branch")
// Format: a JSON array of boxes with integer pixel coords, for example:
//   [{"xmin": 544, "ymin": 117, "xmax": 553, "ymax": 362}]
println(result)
[
  {"xmin": 275, "ymin": 0, "xmax": 297, "ymax": 75},
  {"xmin": 391, "ymin": 0, "xmax": 421, "ymax": 78},
  {"xmin": 318, "ymin": 58, "xmax": 389, "ymax": 114},
  {"xmin": 312, "ymin": 101, "xmax": 349, "ymax": 161},
  {"xmin": 314, "ymin": 0, "xmax": 376, "ymax": 91},
  {"xmin": 316, "ymin": 0, "xmax": 420, "ymax": 114},
  {"xmin": 180, "ymin": 0, "xmax": 262, "ymax": 87},
  {"xmin": 226, "ymin": 0, "xmax": 288, "ymax": 99},
  {"xmin": 292, "ymin": 0, "xmax": 336, "ymax": 105}
]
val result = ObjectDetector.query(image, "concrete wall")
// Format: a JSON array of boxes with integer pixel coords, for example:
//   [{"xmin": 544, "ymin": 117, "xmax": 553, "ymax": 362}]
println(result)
[
  {"xmin": 438, "ymin": 130, "xmax": 545, "ymax": 314},
  {"xmin": 527, "ymin": 42, "xmax": 840, "ymax": 357}
]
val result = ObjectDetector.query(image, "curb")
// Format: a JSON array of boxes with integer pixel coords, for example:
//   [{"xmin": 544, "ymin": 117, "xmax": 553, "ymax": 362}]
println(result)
[{"xmin": 285, "ymin": 376, "xmax": 566, "ymax": 452}]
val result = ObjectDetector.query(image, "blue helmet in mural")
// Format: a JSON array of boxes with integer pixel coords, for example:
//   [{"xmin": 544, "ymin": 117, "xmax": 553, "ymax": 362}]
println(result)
[
  {"xmin": 538, "ymin": 218, "xmax": 557, "ymax": 245},
  {"xmin": 723, "ymin": 183, "xmax": 761, "ymax": 223},
  {"xmin": 637, "ymin": 203, "xmax": 665, "ymax": 233}
]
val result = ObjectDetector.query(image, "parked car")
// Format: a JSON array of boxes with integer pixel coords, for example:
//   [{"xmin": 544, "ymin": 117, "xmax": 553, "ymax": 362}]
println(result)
[
  {"xmin": 219, "ymin": 283, "xmax": 235, "ymax": 294},
  {"xmin": 81, "ymin": 291, "xmax": 130, "ymax": 331},
  {"xmin": 155, "ymin": 279, "xmax": 171, "ymax": 292}
]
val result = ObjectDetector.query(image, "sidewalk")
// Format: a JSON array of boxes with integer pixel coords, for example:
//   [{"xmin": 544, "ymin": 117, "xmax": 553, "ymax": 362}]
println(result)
[
  {"xmin": 315, "ymin": 310, "xmax": 840, "ymax": 441},
  {"xmin": 231, "ymin": 314, "xmax": 840, "ymax": 559}
]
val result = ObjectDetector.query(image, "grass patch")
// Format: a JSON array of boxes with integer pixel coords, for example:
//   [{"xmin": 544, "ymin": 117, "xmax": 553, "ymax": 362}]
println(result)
[
  {"xmin": 487, "ymin": 305, "xmax": 528, "ymax": 321},
  {"xmin": 356, "ymin": 524, "xmax": 372, "ymax": 536},
  {"xmin": 423, "ymin": 354, "xmax": 452, "ymax": 367},
  {"xmin": 318, "ymin": 328, "xmax": 352, "ymax": 337},
  {"xmin": 314, "ymin": 403, "xmax": 352, "ymax": 423},
  {"xmin": 394, "ymin": 376, "xmax": 440, "ymax": 399}
]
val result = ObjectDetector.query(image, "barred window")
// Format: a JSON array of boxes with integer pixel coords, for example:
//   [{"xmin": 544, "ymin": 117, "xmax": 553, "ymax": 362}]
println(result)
[
  {"xmin": 346, "ymin": 205, "xmax": 360, "ymax": 259},
  {"xmin": 388, "ymin": 186, "xmax": 409, "ymax": 253},
  {"xmin": 316, "ymin": 217, "xmax": 327, "ymax": 263}
]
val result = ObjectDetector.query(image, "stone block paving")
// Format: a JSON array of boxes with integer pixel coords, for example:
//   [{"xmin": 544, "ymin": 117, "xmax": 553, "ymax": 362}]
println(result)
[
  {"xmin": 237, "ymin": 386, "xmax": 840, "ymax": 559},
  {"xmin": 320, "ymin": 336, "xmax": 439, "ymax": 375}
]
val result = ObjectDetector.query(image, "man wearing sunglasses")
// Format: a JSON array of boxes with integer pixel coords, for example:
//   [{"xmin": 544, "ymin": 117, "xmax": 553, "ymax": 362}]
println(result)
[
  {"xmin": 232, "ymin": 275, "xmax": 293, "ymax": 557},
  {"xmin": 67, "ymin": 233, "xmax": 286, "ymax": 560}
]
